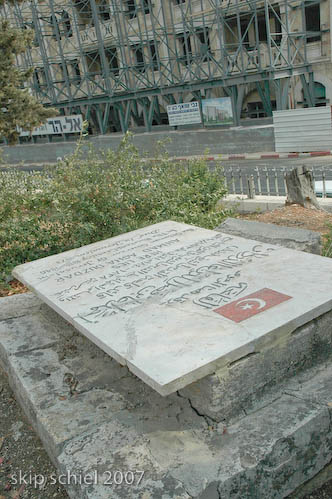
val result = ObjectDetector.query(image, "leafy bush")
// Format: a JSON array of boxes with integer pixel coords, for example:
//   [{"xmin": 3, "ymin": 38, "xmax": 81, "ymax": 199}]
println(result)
[
  {"xmin": 0, "ymin": 134, "xmax": 229, "ymax": 286},
  {"xmin": 322, "ymin": 224, "xmax": 332, "ymax": 258}
]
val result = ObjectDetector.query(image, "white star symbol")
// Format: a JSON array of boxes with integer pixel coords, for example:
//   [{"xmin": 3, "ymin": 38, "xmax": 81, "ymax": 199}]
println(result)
[{"xmin": 240, "ymin": 303, "xmax": 254, "ymax": 310}]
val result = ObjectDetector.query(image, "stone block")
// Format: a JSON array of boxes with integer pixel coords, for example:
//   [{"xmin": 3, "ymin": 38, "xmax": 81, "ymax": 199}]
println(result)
[
  {"xmin": 12, "ymin": 221, "xmax": 332, "ymax": 397},
  {"xmin": 1, "ymin": 294, "xmax": 332, "ymax": 497},
  {"xmin": 216, "ymin": 217, "xmax": 321, "ymax": 254},
  {"xmin": 179, "ymin": 309, "xmax": 332, "ymax": 422},
  {"xmin": 0, "ymin": 292, "xmax": 41, "ymax": 321}
]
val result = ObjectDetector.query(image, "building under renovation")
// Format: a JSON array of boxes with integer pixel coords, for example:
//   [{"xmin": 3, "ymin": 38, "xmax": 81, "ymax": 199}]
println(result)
[{"xmin": 3, "ymin": 0, "xmax": 331, "ymax": 134}]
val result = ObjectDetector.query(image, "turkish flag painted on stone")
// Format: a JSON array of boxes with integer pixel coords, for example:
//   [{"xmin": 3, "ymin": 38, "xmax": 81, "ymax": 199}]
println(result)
[{"xmin": 214, "ymin": 288, "xmax": 292, "ymax": 323}]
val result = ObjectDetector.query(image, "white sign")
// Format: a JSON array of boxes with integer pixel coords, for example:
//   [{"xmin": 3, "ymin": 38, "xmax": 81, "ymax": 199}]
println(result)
[
  {"xmin": 167, "ymin": 101, "xmax": 202, "ymax": 126},
  {"xmin": 13, "ymin": 221, "xmax": 332, "ymax": 396},
  {"xmin": 19, "ymin": 115, "xmax": 83, "ymax": 137}
]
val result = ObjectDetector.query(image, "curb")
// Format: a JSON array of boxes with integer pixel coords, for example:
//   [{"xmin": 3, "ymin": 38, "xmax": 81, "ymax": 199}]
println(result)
[{"xmin": 175, "ymin": 151, "xmax": 332, "ymax": 162}]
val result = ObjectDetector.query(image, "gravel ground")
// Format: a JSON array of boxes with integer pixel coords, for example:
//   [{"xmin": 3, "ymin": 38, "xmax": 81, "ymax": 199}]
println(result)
[
  {"xmin": 0, "ymin": 367, "xmax": 68, "ymax": 499},
  {"xmin": 0, "ymin": 355, "xmax": 331, "ymax": 499},
  {"xmin": 304, "ymin": 487, "xmax": 332, "ymax": 499}
]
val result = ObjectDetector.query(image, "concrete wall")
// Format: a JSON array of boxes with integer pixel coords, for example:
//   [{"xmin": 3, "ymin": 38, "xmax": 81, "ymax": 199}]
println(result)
[{"xmin": 1, "ymin": 125, "xmax": 275, "ymax": 164}]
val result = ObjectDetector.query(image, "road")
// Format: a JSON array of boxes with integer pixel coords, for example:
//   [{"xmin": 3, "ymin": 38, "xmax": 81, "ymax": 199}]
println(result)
[
  {"xmin": 3, "ymin": 154, "xmax": 332, "ymax": 170},
  {"xmin": 2, "ymin": 155, "xmax": 332, "ymax": 197}
]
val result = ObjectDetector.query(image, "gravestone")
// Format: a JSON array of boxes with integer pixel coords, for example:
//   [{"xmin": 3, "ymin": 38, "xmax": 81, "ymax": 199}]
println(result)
[
  {"xmin": 13, "ymin": 220, "xmax": 332, "ymax": 396},
  {"xmin": 285, "ymin": 165, "xmax": 322, "ymax": 210}
]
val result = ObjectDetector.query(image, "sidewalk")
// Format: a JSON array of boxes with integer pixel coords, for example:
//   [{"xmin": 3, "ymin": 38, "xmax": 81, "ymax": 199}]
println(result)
[{"xmin": 221, "ymin": 194, "xmax": 332, "ymax": 213}]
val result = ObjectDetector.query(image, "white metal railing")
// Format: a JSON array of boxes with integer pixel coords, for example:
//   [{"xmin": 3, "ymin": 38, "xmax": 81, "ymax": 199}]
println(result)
[{"xmin": 222, "ymin": 166, "xmax": 332, "ymax": 198}]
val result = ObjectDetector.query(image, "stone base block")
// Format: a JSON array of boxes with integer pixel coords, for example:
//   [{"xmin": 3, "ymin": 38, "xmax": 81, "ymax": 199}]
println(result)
[
  {"xmin": 216, "ymin": 218, "xmax": 321, "ymax": 254},
  {"xmin": 179, "ymin": 308, "xmax": 332, "ymax": 422},
  {"xmin": 0, "ymin": 293, "xmax": 332, "ymax": 498}
]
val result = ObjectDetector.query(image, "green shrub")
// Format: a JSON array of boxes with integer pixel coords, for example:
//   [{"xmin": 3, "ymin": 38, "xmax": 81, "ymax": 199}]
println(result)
[
  {"xmin": 0, "ymin": 133, "xmax": 229, "ymax": 286},
  {"xmin": 322, "ymin": 224, "xmax": 332, "ymax": 258}
]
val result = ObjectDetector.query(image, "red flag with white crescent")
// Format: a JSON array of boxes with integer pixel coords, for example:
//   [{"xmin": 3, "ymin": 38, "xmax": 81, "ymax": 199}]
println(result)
[{"xmin": 214, "ymin": 288, "xmax": 292, "ymax": 323}]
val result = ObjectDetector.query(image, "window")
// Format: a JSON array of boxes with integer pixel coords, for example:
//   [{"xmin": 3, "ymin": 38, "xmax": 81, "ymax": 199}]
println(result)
[
  {"xmin": 132, "ymin": 44, "xmax": 145, "ymax": 71},
  {"xmin": 314, "ymin": 82, "xmax": 327, "ymax": 106},
  {"xmin": 126, "ymin": 0, "xmax": 150, "ymax": 18},
  {"xmin": 240, "ymin": 21, "xmax": 249, "ymax": 47},
  {"xmin": 126, "ymin": 0, "xmax": 136, "ymax": 17},
  {"xmin": 272, "ymin": 9, "xmax": 282, "ymax": 46},
  {"xmin": 195, "ymin": 27, "xmax": 211, "ymax": 61},
  {"xmin": 302, "ymin": 82, "xmax": 327, "ymax": 107},
  {"xmin": 224, "ymin": 17, "xmax": 251, "ymax": 49},
  {"xmin": 33, "ymin": 32, "xmax": 40, "ymax": 47},
  {"xmin": 85, "ymin": 51, "xmax": 102, "ymax": 76},
  {"xmin": 224, "ymin": 18, "xmax": 244, "ymax": 52},
  {"xmin": 49, "ymin": 12, "xmax": 73, "ymax": 39},
  {"xmin": 68, "ymin": 60, "xmax": 81, "ymax": 85},
  {"xmin": 258, "ymin": 15, "xmax": 267, "ymax": 42},
  {"xmin": 247, "ymin": 100, "xmax": 276, "ymax": 119},
  {"xmin": 142, "ymin": 0, "xmax": 151, "ymax": 15},
  {"xmin": 50, "ymin": 14, "xmax": 60, "ymax": 39},
  {"xmin": 56, "ymin": 64, "xmax": 66, "ymax": 84},
  {"xmin": 73, "ymin": 0, "xmax": 93, "ymax": 26},
  {"xmin": 61, "ymin": 10, "xmax": 72, "ymax": 37},
  {"xmin": 98, "ymin": 0, "xmax": 111, "ymax": 21},
  {"xmin": 177, "ymin": 33, "xmax": 193, "ymax": 65},
  {"xmin": 149, "ymin": 41, "xmax": 159, "ymax": 70},
  {"xmin": 106, "ymin": 47, "xmax": 119, "ymax": 75},
  {"xmin": 130, "ymin": 42, "xmax": 158, "ymax": 72},
  {"xmin": 33, "ymin": 68, "xmax": 46, "ymax": 92},
  {"xmin": 305, "ymin": 1, "xmax": 321, "ymax": 42}
]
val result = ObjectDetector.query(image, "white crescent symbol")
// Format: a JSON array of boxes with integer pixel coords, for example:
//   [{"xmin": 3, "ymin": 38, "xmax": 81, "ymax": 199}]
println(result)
[{"xmin": 236, "ymin": 298, "xmax": 266, "ymax": 310}]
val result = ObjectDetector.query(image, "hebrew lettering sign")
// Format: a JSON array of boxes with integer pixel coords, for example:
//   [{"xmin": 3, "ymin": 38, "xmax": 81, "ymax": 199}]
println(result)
[
  {"xmin": 19, "ymin": 114, "xmax": 83, "ymax": 137},
  {"xmin": 167, "ymin": 102, "xmax": 202, "ymax": 126}
]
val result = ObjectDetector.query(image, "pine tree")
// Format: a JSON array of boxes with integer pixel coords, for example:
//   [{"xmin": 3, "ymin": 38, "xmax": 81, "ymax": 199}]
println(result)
[{"xmin": 0, "ymin": 1, "xmax": 56, "ymax": 144}]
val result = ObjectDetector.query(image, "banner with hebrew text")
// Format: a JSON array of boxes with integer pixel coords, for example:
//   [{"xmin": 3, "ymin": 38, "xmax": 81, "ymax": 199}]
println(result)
[{"xmin": 19, "ymin": 115, "xmax": 83, "ymax": 136}]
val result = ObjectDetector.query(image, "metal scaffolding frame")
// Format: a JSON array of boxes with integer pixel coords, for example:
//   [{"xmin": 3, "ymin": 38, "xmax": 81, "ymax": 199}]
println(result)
[{"xmin": 3, "ymin": 0, "xmax": 323, "ymax": 133}]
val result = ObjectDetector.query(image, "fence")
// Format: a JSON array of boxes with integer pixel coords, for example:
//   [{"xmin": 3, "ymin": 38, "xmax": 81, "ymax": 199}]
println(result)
[
  {"xmin": 273, "ymin": 107, "xmax": 332, "ymax": 153},
  {"xmin": 222, "ymin": 165, "xmax": 332, "ymax": 198}
]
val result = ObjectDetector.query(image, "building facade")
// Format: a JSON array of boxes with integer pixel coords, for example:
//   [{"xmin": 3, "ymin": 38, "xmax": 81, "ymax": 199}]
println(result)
[{"xmin": 3, "ymin": 0, "xmax": 331, "ymax": 134}]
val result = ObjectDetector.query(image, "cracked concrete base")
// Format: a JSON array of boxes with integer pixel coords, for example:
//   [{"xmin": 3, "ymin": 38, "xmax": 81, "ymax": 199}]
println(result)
[
  {"xmin": 178, "ymin": 309, "xmax": 332, "ymax": 423},
  {"xmin": 0, "ymin": 293, "xmax": 332, "ymax": 498}
]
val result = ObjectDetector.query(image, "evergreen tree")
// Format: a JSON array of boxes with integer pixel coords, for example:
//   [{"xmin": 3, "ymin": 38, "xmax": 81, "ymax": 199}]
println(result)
[{"xmin": 0, "ymin": 1, "xmax": 56, "ymax": 144}]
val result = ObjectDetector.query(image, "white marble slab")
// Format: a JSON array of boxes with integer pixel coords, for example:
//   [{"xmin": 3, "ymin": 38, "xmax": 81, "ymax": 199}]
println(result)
[{"xmin": 12, "ymin": 221, "xmax": 332, "ymax": 395}]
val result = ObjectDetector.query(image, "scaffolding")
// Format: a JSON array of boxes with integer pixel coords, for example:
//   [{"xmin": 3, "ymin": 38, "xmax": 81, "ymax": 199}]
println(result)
[{"xmin": 3, "ymin": 0, "xmax": 325, "ymax": 134}]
